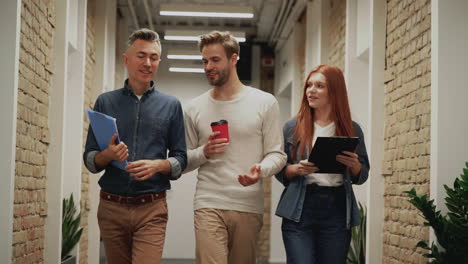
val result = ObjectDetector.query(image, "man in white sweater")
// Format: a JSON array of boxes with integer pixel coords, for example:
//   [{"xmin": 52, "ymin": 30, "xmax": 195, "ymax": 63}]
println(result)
[{"xmin": 183, "ymin": 31, "xmax": 287, "ymax": 264}]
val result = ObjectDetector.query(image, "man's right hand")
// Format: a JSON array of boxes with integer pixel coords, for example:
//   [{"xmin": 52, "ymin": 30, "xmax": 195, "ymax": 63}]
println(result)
[
  {"xmin": 103, "ymin": 134, "xmax": 129, "ymax": 162},
  {"xmin": 203, "ymin": 131, "xmax": 229, "ymax": 159},
  {"xmin": 95, "ymin": 134, "xmax": 128, "ymax": 168}
]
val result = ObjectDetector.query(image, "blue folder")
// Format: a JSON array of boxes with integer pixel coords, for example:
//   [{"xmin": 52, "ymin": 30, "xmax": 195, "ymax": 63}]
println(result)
[{"xmin": 87, "ymin": 109, "xmax": 128, "ymax": 170}]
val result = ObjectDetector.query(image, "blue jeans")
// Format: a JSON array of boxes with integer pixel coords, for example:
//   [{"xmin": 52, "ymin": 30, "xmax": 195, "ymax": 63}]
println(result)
[{"xmin": 281, "ymin": 184, "xmax": 351, "ymax": 264}]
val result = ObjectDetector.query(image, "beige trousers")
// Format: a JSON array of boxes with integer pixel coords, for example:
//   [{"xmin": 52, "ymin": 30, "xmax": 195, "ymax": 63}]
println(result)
[
  {"xmin": 97, "ymin": 197, "xmax": 168, "ymax": 264},
  {"xmin": 194, "ymin": 208, "xmax": 263, "ymax": 264}
]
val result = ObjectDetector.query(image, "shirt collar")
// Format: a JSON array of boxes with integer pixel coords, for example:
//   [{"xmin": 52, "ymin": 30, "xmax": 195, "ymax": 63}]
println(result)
[{"xmin": 122, "ymin": 79, "xmax": 156, "ymax": 97}]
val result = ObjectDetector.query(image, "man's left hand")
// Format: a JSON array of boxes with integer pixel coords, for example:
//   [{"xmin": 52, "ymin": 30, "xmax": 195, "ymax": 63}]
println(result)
[
  {"xmin": 125, "ymin": 159, "xmax": 170, "ymax": 181},
  {"xmin": 238, "ymin": 164, "xmax": 261, "ymax": 187}
]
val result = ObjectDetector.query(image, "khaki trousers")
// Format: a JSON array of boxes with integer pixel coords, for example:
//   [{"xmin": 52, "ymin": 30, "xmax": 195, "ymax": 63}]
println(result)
[
  {"xmin": 97, "ymin": 197, "xmax": 168, "ymax": 264},
  {"xmin": 194, "ymin": 208, "xmax": 263, "ymax": 264}
]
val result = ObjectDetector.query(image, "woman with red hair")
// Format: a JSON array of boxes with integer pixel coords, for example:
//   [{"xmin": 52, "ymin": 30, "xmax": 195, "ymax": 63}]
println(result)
[{"xmin": 275, "ymin": 65, "xmax": 370, "ymax": 264}]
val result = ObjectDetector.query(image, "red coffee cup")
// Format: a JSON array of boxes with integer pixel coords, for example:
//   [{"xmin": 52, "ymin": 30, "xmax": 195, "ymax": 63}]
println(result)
[{"xmin": 210, "ymin": 120, "xmax": 229, "ymax": 143}]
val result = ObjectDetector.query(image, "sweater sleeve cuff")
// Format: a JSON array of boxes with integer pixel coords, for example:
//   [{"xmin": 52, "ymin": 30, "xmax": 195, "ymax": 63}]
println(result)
[
  {"xmin": 184, "ymin": 145, "xmax": 208, "ymax": 173},
  {"xmin": 259, "ymin": 152, "xmax": 288, "ymax": 178},
  {"xmin": 195, "ymin": 145, "xmax": 208, "ymax": 164}
]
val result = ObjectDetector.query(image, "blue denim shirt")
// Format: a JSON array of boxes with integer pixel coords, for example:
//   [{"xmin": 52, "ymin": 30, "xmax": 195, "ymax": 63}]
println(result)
[
  {"xmin": 275, "ymin": 118, "xmax": 370, "ymax": 229},
  {"xmin": 83, "ymin": 80, "xmax": 187, "ymax": 196}
]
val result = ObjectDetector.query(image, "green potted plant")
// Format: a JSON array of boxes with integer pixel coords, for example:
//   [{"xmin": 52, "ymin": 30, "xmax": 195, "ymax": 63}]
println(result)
[
  {"xmin": 404, "ymin": 162, "xmax": 468, "ymax": 263},
  {"xmin": 347, "ymin": 202, "xmax": 366, "ymax": 264},
  {"xmin": 61, "ymin": 193, "xmax": 83, "ymax": 264}
]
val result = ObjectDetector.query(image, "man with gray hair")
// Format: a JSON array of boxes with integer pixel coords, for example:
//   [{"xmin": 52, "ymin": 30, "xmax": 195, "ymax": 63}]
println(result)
[{"xmin": 83, "ymin": 28, "xmax": 187, "ymax": 263}]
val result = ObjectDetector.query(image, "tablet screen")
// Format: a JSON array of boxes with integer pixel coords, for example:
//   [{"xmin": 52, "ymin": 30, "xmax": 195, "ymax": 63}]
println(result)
[{"xmin": 308, "ymin": 136, "xmax": 360, "ymax": 174}]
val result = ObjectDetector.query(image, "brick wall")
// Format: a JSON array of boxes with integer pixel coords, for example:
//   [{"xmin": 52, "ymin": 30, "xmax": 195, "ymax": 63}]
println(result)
[
  {"xmin": 327, "ymin": 0, "xmax": 346, "ymax": 71},
  {"xmin": 12, "ymin": 0, "xmax": 55, "ymax": 263},
  {"xmin": 382, "ymin": 0, "xmax": 431, "ymax": 263},
  {"xmin": 78, "ymin": 0, "xmax": 97, "ymax": 262}
]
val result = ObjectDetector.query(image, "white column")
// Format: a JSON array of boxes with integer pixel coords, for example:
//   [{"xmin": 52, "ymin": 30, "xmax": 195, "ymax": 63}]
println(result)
[
  {"xmin": 0, "ymin": 1, "xmax": 21, "ymax": 263},
  {"xmin": 64, "ymin": 0, "xmax": 88, "ymax": 261},
  {"xmin": 305, "ymin": 0, "xmax": 328, "ymax": 72},
  {"xmin": 45, "ymin": 0, "xmax": 69, "ymax": 262},
  {"xmin": 95, "ymin": 0, "xmax": 117, "ymax": 94},
  {"xmin": 345, "ymin": 0, "xmax": 370, "ymax": 204},
  {"xmin": 345, "ymin": 1, "xmax": 386, "ymax": 262},
  {"xmin": 88, "ymin": 1, "xmax": 118, "ymax": 262},
  {"xmin": 273, "ymin": 32, "xmax": 294, "ymax": 101},
  {"xmin": 365, "ymin": 0, "xmax": 386, "ymax": 262},
  {"xmin": 431, "ymin": 0, "xmax": 468, "ymax": 211},
  {"xmin": 291, "ymin": 24, "xmax": 306, "ymax": 113},
  {"xmin": 62, "ymin": 0, "xmax": 87, "ymax": 207},
  {"xmin": 106, "ymin": 0, "xmax": 117, "ymax": 91},
  {"xmin": 251, "ymin": 44, "xmax": 261, "ymax": 89},
  {"xmin": 45, "ymin": 0, "xmax": 88, "ymax": 262},
  {"xmin": 114, "ymin": 17, "xmax": 129, "ymax": 89}
]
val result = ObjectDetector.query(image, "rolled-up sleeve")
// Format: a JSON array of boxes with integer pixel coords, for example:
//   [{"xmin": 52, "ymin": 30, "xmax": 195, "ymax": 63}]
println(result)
[
  {"xmin": 84, "ymin": 150, "xmax": 102, "ymax": 174},
  {"xmin": 167, "ymin": 157, "xmax": 182, "ymax": 180},
  {"xmin": 166, "ymin": 100, "xmax": 187, "ymax": 180}
]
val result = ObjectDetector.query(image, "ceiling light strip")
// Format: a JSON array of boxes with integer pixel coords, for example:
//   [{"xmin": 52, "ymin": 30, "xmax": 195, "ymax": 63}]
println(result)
[
  {"xmin": 164, "ymin": 36, "xmax": 246, "ymax": 42},
  {"xmin": 167, "ymin": 55, "xmax": 202, "ymax": 60},
  {"xmin": 160, "ymin": 11, "xmax": 253, "ymax": 18},
  {"xmin": 164, "ymin": 36, "xmax": 200, "ymax": 41},
  {"xmin": 169, "ymin": 67, "xmax": 204, "ymax": 73}
]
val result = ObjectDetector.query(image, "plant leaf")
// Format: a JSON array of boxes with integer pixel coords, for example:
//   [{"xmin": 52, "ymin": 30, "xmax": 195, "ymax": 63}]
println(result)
[{"xmin": 61, "ymin": 193, "xmax": 83, "ymax": 260}]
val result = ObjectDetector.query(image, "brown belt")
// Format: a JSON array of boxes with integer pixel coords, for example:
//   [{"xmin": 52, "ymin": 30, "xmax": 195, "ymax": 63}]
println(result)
[{"xmin": 100, "ymin": 191, "xmax": 166, "ymax": 205}]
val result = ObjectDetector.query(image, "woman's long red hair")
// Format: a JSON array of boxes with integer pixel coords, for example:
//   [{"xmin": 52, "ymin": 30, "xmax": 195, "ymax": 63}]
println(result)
[{"xmin": 292, "ymin": 65, "xmax": 355, "ymax": 160}]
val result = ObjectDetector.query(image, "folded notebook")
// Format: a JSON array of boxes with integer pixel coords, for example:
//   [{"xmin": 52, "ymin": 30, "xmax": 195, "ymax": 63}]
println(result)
[{"xmin": 87, "ymin": 109, "xmax": 128, "ymax": 170}]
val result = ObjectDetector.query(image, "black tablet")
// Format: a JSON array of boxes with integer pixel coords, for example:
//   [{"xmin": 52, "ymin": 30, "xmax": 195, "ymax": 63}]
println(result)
[{"xmin": 308, "ymin": 136, "xmax": 360, "ymax": 174}]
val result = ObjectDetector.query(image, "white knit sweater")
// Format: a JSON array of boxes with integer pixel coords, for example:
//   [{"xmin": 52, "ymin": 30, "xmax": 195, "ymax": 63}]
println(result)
[{"xmin": 183, "ymin": 87, "xmax": 287, "ymax": 214}]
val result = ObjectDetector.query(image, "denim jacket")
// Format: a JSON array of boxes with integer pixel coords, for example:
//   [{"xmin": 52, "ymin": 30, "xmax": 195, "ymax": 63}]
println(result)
[
  {"xmin": 83, "ymin": 80, "xmax": 187, "ymax": 196},
  {"xmin": 275, "ymin": 118, "xmax": 370, "ymax": 229}
]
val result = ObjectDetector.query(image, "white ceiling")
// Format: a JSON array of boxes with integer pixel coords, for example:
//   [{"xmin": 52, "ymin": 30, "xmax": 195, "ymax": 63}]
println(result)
[{"xmin": 117, "ymin": 0, "xmax": 286, "ymax": 43}]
